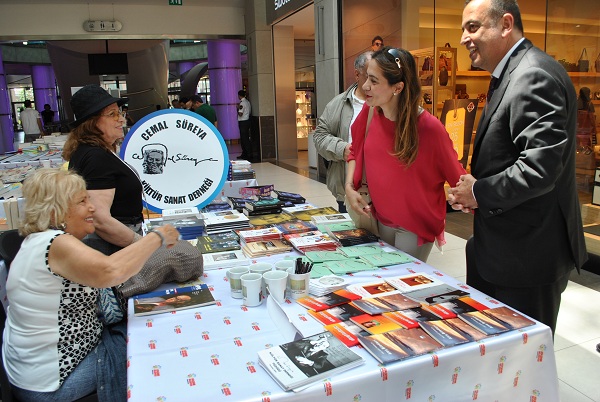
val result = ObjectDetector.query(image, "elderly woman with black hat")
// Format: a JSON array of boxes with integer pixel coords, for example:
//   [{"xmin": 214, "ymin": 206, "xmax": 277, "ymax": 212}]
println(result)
[
  {"xmin": 62, "ymin": 85, "xmax": 144, "ymax": 254},
  {"xmin": 3, "ymin": 168, "xmax": 179, "ymax": 401}
]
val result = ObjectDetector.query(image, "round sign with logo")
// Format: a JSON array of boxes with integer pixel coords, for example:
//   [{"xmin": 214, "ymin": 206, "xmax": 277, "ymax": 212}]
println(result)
[{"xmin": 120, "ymin": 109, "xmax": 229, "ymax": 212}]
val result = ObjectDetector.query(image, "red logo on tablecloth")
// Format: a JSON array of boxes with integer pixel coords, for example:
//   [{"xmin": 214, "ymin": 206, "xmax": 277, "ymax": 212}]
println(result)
[
  {"xmin": 431, "ymin": 354, "xmax": 439, "ymax": 367},
  {"xmin": 149, "ymin": 340, "xmax": 157, "ymax": 350},
  {"xmin": 457, "ymin": 283, "xmax": 469, "ymax": 290},
  {"xmin": 211, "ymin": 354, "xmax": 220, "ymax": 365},
  {"xmin": 252, "ymin": 322, "xmax": 260, "ymax": 331},
  {"xmin": 223, "ymin": 316, "xmax": 232, "ymax": 325},
  {"xmin": 224, "ymin": 275, "xmax": 229, "ymax": 283},
  {"xmin": 195, "ymin": 312, "xmax": 202, "ymax": 320},
  {"xmin": 513, "ymin": 370, "xmax": 522, "ymax": 387},
  {"xmin": 407, "ymin": 268, "xmax": 416, "ymax": 273},
  {"xmin": 180, "ymin": 347, "xmax": 188, "ymax": 357},
  {"xmin": 146, "ymin": 319, "xmax": 153, "ymax": 328},
  {"xmin": 246, "ymin": 362, "xmax": 256, "ymax": 373},
  {"xmin": 380, "ymin": 366, "xmax": 388, "ymax": 381},
  {"xmin": 323, "ymin": 381, "xmax": 333, "ymax": 396},
  {"xmin": 530, "ymin": 390, "xmax": 540, "ymax": 402},
  {"xmin": 209, "ymin": 285, "xmax": 215, "ymax": 291},
  {"xmin": 152, "ymin": 365, "xmax": 161, "ymax": 377},
  {"xmin": 373, "ymin": 274, "xmax": 382, "ymax": 278},
  {"xmin": 522, "ymin": 333, "xmax": 528, "ymax": 344},
  {"xmin": 202, "ymin": 331, "xmax": 210, "ymax": 340},
  {"xmin": 241, "ymin": 306, "xmax": 248, "ymax": 311},
  {"xmin": 497, "ymin": 356, "xmax": 506, "ymax": 374},
  {"xmin": 221, "ymin": 383, "xmax": 232, "ymax": 396},
  {"xmin": 127, "ymin": 356, "xmax": 131, "ymax": 368},
  {"xmin": 187, "ymin": 374, "xmax": 197, "ymax": 386},
  {"xmin": 261, "ymin": 391, "xmax": 271, "ymax": 402},
  {"xmin": 405, "ymin": 380, "xmax": 414, "ymax": 399},
  {"xmin": 299, "ymin": 314, "xmax": 307, "ymax": 322},
  {"xmin": 234, "ymin": 337, "xmax": 243, "ymax": 346},
  {"xmin": 174, "ymin": 325, "xmax": 182, "ymax": 334},
  {"xmin": 451, "ymin": 367, "xmax": 461, "ymax": 384},
  {"xmin": 216, "ymin": 301, "xmax": 222, "ymax": 306},
  {"xmin": 537, "ymin": 345, "xmax": 546, "ymax": 362},
  {"xmin": 487, "ymin": 298, "xmax": 500, "ymax": 305},
  {"xmin": 472, "ymin": 384, "xmax": 481, "ymax": 400},
  {"xmin": 127, "ymin": 385, "xmax": 132, "ymax": 399},
  {"xmin": 170, "ymin": 310, "xmax": 177, "ymax": 314},
  {"xmin": 433, "ymin": 271, "xmax": 443, "ymax": 276},
  {"xmin": 479, "ymin": 343, "xmax": 486, "ymax": 356},
  {"xmin": 285, "ymin": 299, "xmax": 292, "ymax": 304}
]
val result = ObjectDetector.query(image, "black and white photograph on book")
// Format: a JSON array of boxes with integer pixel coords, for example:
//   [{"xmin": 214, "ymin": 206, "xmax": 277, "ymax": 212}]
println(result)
[{"xmin": 120, "ymin": 109, "xmax": 229, "ymax": 212}]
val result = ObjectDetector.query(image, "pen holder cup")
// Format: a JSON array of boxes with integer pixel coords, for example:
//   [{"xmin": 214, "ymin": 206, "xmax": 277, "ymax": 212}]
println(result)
[{"xmin": 287, "ymin": 268, "xmax": 310, "ymax": 300}]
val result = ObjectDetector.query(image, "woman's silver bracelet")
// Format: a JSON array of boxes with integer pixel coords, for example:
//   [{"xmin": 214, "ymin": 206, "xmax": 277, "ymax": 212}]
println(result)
[{"xmin": 148, "ymin": 228, "xmax": 166, "ymax": 247}]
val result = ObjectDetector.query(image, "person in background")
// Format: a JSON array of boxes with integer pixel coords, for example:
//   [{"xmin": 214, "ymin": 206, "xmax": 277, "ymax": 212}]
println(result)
[
  {"xmin": 3, "ymin": 168, "xmax": 178, "ymax": 402},
  {"xmin": 191, "ymin": 94, "xmax": 218, "ymax": 128},
  {"xmin": 345, "ymin": 47, "xmax": 465, "ymax": 262},
  {"xmin": 122, "ymin": 105, "xmax": 135, "ymax": 127},
  {"xmin": 40, "ymin": 103, "xmax": 55, "ymax": 130},
  {"xmin": 20, "ymin": 99, "xmax": 44, "ymax": 142},
  {"xmin": 63, "ymin": 84, "xmax": 145, "ymax": 255},
  {"xmin": 313, "ymin": 51, "xmax": 372, "ymax": 213},
  {"xmin": 237, "ymin": 90, "xmax": 252, "ymax": 160},
  {"xmin": 178, "ymin": 96, "xmax": 190, "ymax": 110},
  {"xmin": 447, "ymin": 0, "xmax": 587, "ymax": 335},
  {"xmin": 371, "ymin": 36, "xmax": 384, "ymax": 51},
  {"xmin": 171, "ymin": 99, "xmax": 180, "ymax": 109}
]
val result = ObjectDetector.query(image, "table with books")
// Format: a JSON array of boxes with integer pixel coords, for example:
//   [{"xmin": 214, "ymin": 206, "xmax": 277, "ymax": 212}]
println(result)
[{"xmin": 126, "ymin": 240, "xmax": 560, "ymax": 401}]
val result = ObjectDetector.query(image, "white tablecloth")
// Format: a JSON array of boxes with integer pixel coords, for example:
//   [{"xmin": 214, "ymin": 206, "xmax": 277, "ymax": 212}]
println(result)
[{"xmin": 127, "ymin": 251, "xmax": 559, "ymax": 402}]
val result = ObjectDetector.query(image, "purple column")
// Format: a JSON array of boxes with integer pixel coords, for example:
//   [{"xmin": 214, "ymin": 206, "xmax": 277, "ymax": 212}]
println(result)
[
  {"xmin": 207, "ymin": 40, "xmax": 242, "ymax": 142},
  {"xmin": 178, "ymin": 61, "xmax": 196, "ymax": 88},
  {"xmin": 0, "ymin": 51, "xmax": 15, "ymax": 153},
  {"xmin": 32, "ymin": 65, "xmax": 58, "ymax": 119}
]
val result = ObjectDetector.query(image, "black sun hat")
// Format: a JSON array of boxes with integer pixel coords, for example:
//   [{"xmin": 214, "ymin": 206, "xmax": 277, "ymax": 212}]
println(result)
[{"xmin": 70, "ymin": 84, "xmax": 128, "ymax": 128}]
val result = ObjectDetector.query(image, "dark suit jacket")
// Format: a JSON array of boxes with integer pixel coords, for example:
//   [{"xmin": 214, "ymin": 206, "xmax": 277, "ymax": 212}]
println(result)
[{"xmin": 470, "ymin": 39, "xmax": 587, "ymax": 287}]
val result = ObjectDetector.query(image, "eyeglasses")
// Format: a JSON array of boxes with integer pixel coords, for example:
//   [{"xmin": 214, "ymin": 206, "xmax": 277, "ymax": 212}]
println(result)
[
  {"xmin": 387, "ymin": 48, "xmax": 402, "ymax": 70},
  {"xmin": 101, "ymin": 109, "xmax": 125, "ymax": 121},
  {"xmin": 373, "ymin": 42, "xmax": 383, "ymax": 47}
]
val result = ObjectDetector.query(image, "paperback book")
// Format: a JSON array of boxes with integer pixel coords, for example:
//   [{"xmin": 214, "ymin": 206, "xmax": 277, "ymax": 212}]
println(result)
[
  {"xmin": 245, "ymin": 198, "xmax": 285, "ymax": 211},
  {"xmin": 274, "ymin": 220, "xmax": 318, "ymax": 235},
  {"xmin": 197, "ymin": 231, "xmax": 239, "ymax": 243},
  {"xmin": 457, "ymin": 311, "xmax": 511, "ymax": 335},
  {"xmin": 418, "ymin": 320, "xmax": 471, "ymax": 347},
  {"xmin": 242, "ymin": 207, "xmax": 283, "ymax": 217},
  {"xmin": 296, "ymin": 289, "xmax": 362, "ymax": 312},
  {"xmin": 358, "ymin": 251, "xmax": 414, "ymax": 267},
  {"xmin": 272, "ymin": 190, "xmax": 306, "ymax": 204},
  {"xmin": 196, "ymin": 239, "xmax": 241, "ymax": 254},
  {"xmin": 308, "ymin": 303, "xmax": 366, "ymax": 325},
  {"xmin": 346, "ymin": 280, "xmax": 400, "ymax": 298},
  {"xmin": 291, "ymin": 206, "xmax": 341, "ymax": 222},
  {"xmin": 310, "ymin": 213, "xmax": 353, "ymax": 225},
  {"xmin": 350, "ymin": 313, "xmax": 403, "ymax": 335},
  {"xmin": 257, "ymin": 331, "xmax": 364, "ymax": 391},
  {"xmin": 309, "ymin": 275, "xmax": 350, "ymax": 296},
  {"xmin": 247, "ymin": 211, "xmax": 296, "ymax": 226},
  {"xmin": 281, "ymin": 203, "xmax": 317, "ymax": 214},
  {"xmin": 329, "ymin": 228, "xmax": 379, "ymax": 246},
  {"xmin": 337, "ymin": 244, "xmax": 388, "ymax": 258},
  {"xmin": 318, "ymin": 221, "xmax": 357, "ymax": 234},
  {"xmin": 161, "ymin": 206, "xmax": 201, "ymax": 220},
  {"xmin": 384, "ymin": 272, "xmax": 443, "ymax": 292},
  {"xmin": 351, "ymin": 293, "xmax": 420, "ymax": 315},
  {"xmin": 382, "ymin": 327, "xmax": 443, "ymax": 356},
  {"xmin": 132, "ymin": 284, "xmax": 216, "ymax": 316},
  {"xmin": 402, "ymin": 284, "xmax": 470, "ymax": 305},
  {"xmin": 324, "ymin": 321, "xmax": 370, "ymax": 347},
  {"xmin": 304, "ymin": 250, "xmax": 350, "ymax": 263},
  {"xmin": 237, "ymin": 227, "xmax": 283, "ymax": 243},
  {"xmin": 202, "ymin": 250, "xmax": 250, "ymax": 270},
  {"xmin": 242, "ymin": 239, "xmax": 293, "ymax": 257},
  {"xmin": 227, "ymin": 196, "xmax": 254, "ymax": 212},
  {"xmin": 357, "ymin": 332, "xmax": 414, "ymax": 364},
  {"xmin": 283, "ymin": 231, "xmax": 339, "ymax": 253},
  {"xmin": 481, "ymin": 306, "xmax": 536, "ymax": 330},
  {"xmin": 444, "ymin": 318, "xmax": 488, "ymax": 341},
  {"xmin": 322, "ymin": 259, "xmax": 376, "ymax": 275},
  {"xmin": 383, "ymin": 307, "xmax": 439, "ymax": 329},
  {"xmin": 239, "ymin": 184, "xmax": 274, "ymax": 199},
  {"xmin": 434, "ymin": 297, "xmax": 489, "ymax": 315}
]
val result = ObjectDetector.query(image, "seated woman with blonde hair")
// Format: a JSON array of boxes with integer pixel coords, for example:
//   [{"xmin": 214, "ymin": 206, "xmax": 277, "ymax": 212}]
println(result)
[{"xmin": 2, "ymin": 168, "xmax": 179, "ymax": 402}]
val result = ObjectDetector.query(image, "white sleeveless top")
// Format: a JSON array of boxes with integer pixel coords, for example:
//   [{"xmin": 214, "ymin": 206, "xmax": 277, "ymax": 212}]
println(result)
[{"xmin": 2, "ymin": 230, "xmax": 102, "ymax": 391}]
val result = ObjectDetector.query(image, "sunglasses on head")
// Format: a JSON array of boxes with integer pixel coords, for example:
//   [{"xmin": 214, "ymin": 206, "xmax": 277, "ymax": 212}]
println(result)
[{"xmin": 386, "ymin": 48, "xmax": 402, "ymax": 70}]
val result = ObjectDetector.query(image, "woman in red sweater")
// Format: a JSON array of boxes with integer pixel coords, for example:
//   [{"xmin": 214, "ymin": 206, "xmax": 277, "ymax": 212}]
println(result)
[{"xmin": 345, "ymin": 47, "xmax": 466, "ymax": 262}]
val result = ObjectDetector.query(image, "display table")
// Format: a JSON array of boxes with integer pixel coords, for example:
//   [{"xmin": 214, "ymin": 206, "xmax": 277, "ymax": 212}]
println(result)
[{"xmin": 127, "ymin": 250, "xmax": 559, "ymax": 401}]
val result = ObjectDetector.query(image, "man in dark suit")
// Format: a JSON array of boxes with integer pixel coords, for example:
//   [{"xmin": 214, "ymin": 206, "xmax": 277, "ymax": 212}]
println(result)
[{"xmin": 447, "ymin": 0, "xmax": 587, "ymax": 335}]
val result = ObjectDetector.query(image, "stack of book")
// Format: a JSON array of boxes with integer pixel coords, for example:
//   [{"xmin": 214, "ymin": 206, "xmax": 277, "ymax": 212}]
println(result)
[
  {"xmin": 272, "ymin": 190, "xmax": 306, "ymax": 204},
  {"xmin": 195, "ymin": 231, "xmax": 241, "ymax": 254},
  {"xmin": 227, "ymin": 196, "xmax": 254, "ymax": 212},
  {"xmin": 329, "ymin": 228, "xmax": 379, "ymax": 246},
  {"xmin": 309, "ymin": 275, "xmax": 350, "ymax": 296},
  {"xmin": 241, "ymin": 239, "xmax": 293, "ymax": 258},
  {"xmin": 311, "ymin": 213, "xmax": 353, "ymax": 226},
  {"xmin": 291, "ymin": 206, "xmax": 340, "ymax": 222},
  {"xmin": 161, "ymin": 207, "xmax": 201, "ymax": 220},
  {"xmin": 246, "ymin": 211, "xmax": 296, "ymax": 227},
  {"xmin": 236, "ymin": 227, "xmax": 283, "ymax": 243},
  {"xmin": 228, "ymin": 160, "xmax": 256, "ymax": 180},
  {"xmin": 148, "ymin": 216, "xmax": 205, "ymax": 240},
  {"xmin": 201, "ymin": 210, "xmax": 251, "ymax": 235},
  {"xmin": 243, "ymin": 198, "xmax": 284, "ymax": 216},
  {"xmin": 282, "ymin": 203, "xmax": 317, "ymax": 214},
  {"xmin": 283, "ymin": 231, "xmax": 339, "ymax": 253},
  {"xmin": 239, "ymin": 184, "xmax": 274, "ymax": 199},
  {"xmin": 202, "ymin": 198, "xmax": 232, "ymax": 213},
  {"xmin": 273, "ymin": 220, "xmax": 318, "ymax": 235}
]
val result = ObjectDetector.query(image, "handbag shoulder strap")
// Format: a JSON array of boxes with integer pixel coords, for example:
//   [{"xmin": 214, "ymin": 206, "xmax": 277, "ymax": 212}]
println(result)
[
  {"xmin": 580, "ymin": 48, "xmax": 588, "ymax": 59},
  {"xmin": 362, "ymin": 107, "xmax": 375, "ymax": 184}
]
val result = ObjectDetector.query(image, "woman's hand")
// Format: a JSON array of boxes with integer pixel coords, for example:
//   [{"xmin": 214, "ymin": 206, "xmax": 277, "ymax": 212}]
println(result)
[
  {"xmin": 151, "ymin": 225, "xmax": 180, "ymax": 249},
  {"xmin": 345, "ymin": 184, "xmax": 372, "ymax": 217}
]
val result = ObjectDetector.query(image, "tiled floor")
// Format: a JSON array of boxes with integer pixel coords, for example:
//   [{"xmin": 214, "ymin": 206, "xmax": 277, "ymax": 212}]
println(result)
[{"xmin": 230, "ymin": 146, "xmax": 600, "ymax": 402}]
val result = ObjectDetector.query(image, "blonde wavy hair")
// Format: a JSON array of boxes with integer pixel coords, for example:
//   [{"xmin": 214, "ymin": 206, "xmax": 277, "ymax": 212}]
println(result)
[{"xmin": 19, "ymin": 168, "xmax": 87, "ymax": 237}]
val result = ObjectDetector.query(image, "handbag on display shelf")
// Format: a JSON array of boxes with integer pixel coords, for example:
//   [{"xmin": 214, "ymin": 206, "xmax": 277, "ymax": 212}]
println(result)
[
  {"xmin": 577, "ymin": 48, "xmax": 590, "ymax": 72},
  {"xmin": 595, "ymin": 52, "xmax": 600, "ymax": 73},
  {"xmin": 345, "ymin": 107, "xmax": 379, "ymax": 237}
]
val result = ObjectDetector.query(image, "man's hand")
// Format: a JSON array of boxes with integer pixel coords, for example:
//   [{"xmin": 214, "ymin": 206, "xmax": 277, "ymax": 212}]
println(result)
[
  {"xmin": 447, "ymin": 174, "xmax": 478, "ymax": 213},
  {"xmin": 343, "ymin": 144, "xmax": 352, "ymax": 161}
]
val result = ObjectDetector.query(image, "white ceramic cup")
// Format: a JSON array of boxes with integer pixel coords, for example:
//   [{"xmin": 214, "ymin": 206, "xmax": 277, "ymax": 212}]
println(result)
[
  {"xmin": 274, "ymin": 259, "xmax": 295, "ymax": 271},
  {"xmin": 263, "ymin": 270, "xmax": 289, "ymax": 303},
  {"xmin": 226, "ymin": 267, "xmax": 250, "ymax": 299},
  {"xmin": 250, "ymin": 262, "xmax": 273, "ymax": 299},
  {"xmin": 287, "ymin": 268, "xmax": 311, "ymax": 299},
  {"xmin": 241, "ymin": 272, "xmax": 263, "ymax": 307}
]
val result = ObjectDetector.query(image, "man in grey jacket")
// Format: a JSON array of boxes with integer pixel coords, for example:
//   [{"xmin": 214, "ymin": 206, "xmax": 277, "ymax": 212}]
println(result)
[{"xmin": 313, "ymin": 51, "xmax": 372, "ymax": 212}]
